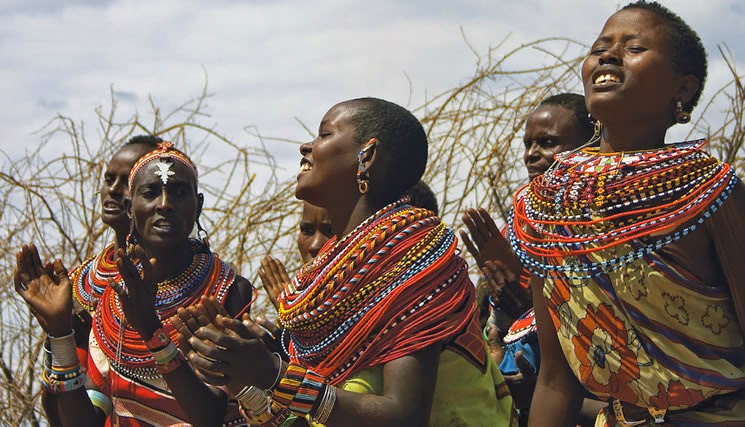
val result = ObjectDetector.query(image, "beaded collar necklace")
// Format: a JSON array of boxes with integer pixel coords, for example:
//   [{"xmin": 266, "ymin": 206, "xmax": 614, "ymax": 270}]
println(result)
[
  {"xmin": 510, "ymin": 140, "xmax": 738, "ymax": 279},
  {"xmin": 93, "ymin": 245, "xmax": 235, "ymax": 380},
  {"xmin": 277, "ymin": 199, "xmax": 476, "ymax": 384},
  {"xmin": 71, "ymin": 243, "xmax": 122, "ymax": 313}
]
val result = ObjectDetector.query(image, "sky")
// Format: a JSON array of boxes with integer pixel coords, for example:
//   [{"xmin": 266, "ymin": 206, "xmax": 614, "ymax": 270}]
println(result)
[{"xmin": 1, "ymin": 0, "xmax": 744, "ymax": 176}]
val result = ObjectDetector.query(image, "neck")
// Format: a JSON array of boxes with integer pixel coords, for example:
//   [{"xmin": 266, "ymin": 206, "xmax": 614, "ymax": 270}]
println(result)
[
  {"xmin": 114, "ymin": 230, "xmax": 128, "ymax": 253},
  {"xmin": 327, "ymin": 195, "xmax": 377, "ymax": 240},
  {"xmin": 599, "ymin": 118, "xmax": 670, "ymax": 153},
  {"xmin": 144, "ymin": 242, "xmax": 194, "ymax": 282}
]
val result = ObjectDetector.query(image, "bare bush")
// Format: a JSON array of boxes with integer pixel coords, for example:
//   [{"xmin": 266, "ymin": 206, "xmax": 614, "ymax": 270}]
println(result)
[{"xmin": 0, "ymin": 40, "xmax": 742, "ymax": 425}]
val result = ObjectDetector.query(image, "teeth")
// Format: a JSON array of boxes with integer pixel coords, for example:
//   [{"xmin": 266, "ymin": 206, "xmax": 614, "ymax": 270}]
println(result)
[
  {"xmin": 595, "ymin": 73, "xmax": 620, "ymax": 85},
  {"xmin": 300, "ymin": 163, "xmax": 311, "ymax": 172},
  {"xmin": 594, "ymin": 73, "xmax": 620, "ymax": 85}
]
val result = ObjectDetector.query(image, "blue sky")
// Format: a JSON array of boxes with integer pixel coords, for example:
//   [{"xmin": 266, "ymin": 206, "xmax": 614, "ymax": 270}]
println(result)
[{"xmin": 1, "ymin": 0, "xmax": 743, "ymax": 172}]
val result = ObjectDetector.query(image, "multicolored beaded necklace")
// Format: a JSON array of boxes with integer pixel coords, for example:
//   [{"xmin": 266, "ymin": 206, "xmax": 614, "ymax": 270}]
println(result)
[
  {"xmin": 71, "ymin": 243, "xmax": 122, "ymax": 313},
  {"xmin": 278, "ymin": 199, "xmax": 478, "ymax": 384},
  {"xmin": 509, "ymin": 140, "xmax": 738, "ymax": 279},
  {"xmin": 93, "ymin": 242, "xmax": 236, "ymax": 380}
]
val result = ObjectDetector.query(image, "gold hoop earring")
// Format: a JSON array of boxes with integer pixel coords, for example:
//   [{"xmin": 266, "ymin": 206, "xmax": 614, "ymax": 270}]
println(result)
[
  {"xmin": 675, "ymin": 100, "xmax": 691, "ymax": 124},
  {"xmin": 358, "ymin": 180, "xmax": 368, "ymax": 194}
]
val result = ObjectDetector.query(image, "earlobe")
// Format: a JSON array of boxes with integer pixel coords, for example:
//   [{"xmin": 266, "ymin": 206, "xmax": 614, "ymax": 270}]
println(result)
[
  {"xmin": 676, "ymin": 74, "xmax": 700, "ymax": 106},
  {"xmin": 358, "ymin": 138, "xmax": 378, "ymax": 170}
]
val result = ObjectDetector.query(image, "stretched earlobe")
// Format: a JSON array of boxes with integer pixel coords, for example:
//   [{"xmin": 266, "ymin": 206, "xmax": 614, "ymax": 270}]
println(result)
[{"xmin": 357, "ymin": 138, "xmax": 378, "ymax": 194}]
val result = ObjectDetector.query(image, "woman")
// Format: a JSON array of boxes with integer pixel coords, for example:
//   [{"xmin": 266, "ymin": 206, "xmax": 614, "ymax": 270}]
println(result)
[
  {"xmin": 14, "ymin": 142, "xmax": 254, "ymax": 426},
  {"xmin": 510, "ymin": 2, "xmax": 745, "ymax": 425},
  {"xmin": 259, "ymin": 201, "xmax": 333, "ymax": 311},
  {"xmin": 461, "ymin": 93, "xmax": 600, "ymax": 426},
  {"xmin": 39, "ymin": 135, "xmax": 160, "ymax": 424},
  {"xmin": 183, "ymin": 97, "xmax": 516, "ymax": 426}
]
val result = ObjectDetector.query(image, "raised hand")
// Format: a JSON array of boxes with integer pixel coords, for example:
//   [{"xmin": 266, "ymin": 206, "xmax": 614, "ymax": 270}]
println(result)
[
  {"xmin": 460, "ymin": 208, "xmax": 522, "ymax": 274},
  {"xmin": 110, "ymin": 244, "xmax": 162, "ymax": 339},
  {"xmin": 14, "ymin": 244, "xmax": 73, "ymax": 337},
  {"xmin": 482, "ymin": 260, "xmax": 531, "ymax": 320},
  {"xmin": 258, "ymin": 255, "xmax": 291, "ymax": 310},
  {"xmin": 188, "ymin": 314, "xmax": 282, "ymax": 393}
]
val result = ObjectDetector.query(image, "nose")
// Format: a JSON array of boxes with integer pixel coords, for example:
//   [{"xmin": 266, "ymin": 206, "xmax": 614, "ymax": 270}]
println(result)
[
  {"xmin": 598, "ymin": 44, "xmax": 622, "ymax": 65},
  {"xmin": 308, "ymin": 232, "xmax": 326, "ymax": 259},
  {"xmin": 110, "ymin": 176, "xmax": 126, "ymax": 197},
  {"xmin": 156, "ymin": 189, "xmax": 173, "ymax": 211},
  {"xmin": 524, "ymin": 142, "xmax": 540, "ymax": 165},
  {"xmin": 300, "ymin": 140, "xmax": 312, "ymax": 156}
]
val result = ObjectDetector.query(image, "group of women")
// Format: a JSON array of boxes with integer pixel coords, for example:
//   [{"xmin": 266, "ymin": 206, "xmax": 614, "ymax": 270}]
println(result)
[{"xmin": 12, "ymin": 1, "xmax": 745, "ymax": 426}]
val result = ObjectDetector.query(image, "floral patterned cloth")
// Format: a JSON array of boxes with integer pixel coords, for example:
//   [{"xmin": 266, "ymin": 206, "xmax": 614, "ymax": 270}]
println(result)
[{"xmin": 545, "ymin": 240, "xmax": 745, "ymax": 424}]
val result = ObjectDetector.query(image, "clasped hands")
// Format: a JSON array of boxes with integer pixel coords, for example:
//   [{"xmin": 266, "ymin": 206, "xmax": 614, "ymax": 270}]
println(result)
[{"xmin": 169, "ymin": 296, "xmax": 284, "ymax": 395}]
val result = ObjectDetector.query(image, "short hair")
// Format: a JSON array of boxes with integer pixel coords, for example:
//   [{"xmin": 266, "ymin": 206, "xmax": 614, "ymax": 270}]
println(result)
[
  {"xmin": 406, "ymin": 180, "xmax": 439, "ymax": 216},
  {"xmin": 345, "ymin": 98, "xmax": 428, "ymax": 205},
  {"xmin": 539, "ymin": 93, "xmax": 595, "ymax": 143},
  {"xmin": 621, "ymin": 1, "xmax": 707, "ymax": 113},
  {"xmin": 123, "ymin": 134, "xmax": 162, "ymax": 150}
]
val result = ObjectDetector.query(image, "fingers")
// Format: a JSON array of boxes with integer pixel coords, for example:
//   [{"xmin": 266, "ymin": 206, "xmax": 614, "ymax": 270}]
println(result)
[
  {"xmin": 255, "ymin": 315, "xmax": 280, "ymax": 338},
  {"xmin": 202, "ymin": 296, "xmax": 229, "ymax": 318},
  {"xmin": 478, "ymin": 208, "xmax": 503, "ymax": 240},
  {"xmin": 28, "ymin": 244, "xmax": 45, "ymax": 278},
  {"xmin": 192, "ymin": 324, "xmax": 244, "ymax": 350},
  {"xmin": 265, "ymin": 256, "xmax": 291, "ymax": 284},
  {"xmin": 52, "ymin": 259, "xmax": 70, "ymax": 286},
  {"xmin": 459, "ymin": 230, "xmax": 481, "ymax": 266}
]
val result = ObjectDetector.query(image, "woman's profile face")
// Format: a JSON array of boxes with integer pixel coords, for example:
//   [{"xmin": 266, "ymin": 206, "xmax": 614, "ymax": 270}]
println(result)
[
  {"xmin": 296, "ymin": 102, "xmax": 361, "ymax": 209},
  {"xmin": 100, "ymin": 144, "xmax": 151, "ymax": 232},
  {"xmin": 129, "ymin": 160, "xmax": 199, "ymax": 250},
  {"xmin": 581, "ymin": 8, "xmax": 683, "ymax": 125}
]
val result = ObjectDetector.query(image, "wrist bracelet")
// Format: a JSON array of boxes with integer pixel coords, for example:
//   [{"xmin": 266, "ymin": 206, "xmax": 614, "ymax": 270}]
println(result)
[
  {"xmin": 48, "ymin": 330, "xmax": 79, "ymax": 367},
  {"xmin": 311, "ymin": 384, "xmax": 336, "ymax": 425},
  {"xmin": 144, "ymin": 325, "xmax": 170, "ymax": 351}
]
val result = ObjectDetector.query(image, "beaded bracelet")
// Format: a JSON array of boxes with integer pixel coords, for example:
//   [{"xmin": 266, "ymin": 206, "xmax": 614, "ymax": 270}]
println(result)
[
  {"xmin": 235, "ymin": 386, "xmax": 273, "ymax": 424},
  {"xmin": 42, "ymin": 366, "xmax": 85, "ymax": 393},
  {"xmin": 144, "ymin": 326, "xmax": 170, "ymax": 351},
  {"xmin": 272, "ymin": 363, "xmax": 326, "ymax": 417}
]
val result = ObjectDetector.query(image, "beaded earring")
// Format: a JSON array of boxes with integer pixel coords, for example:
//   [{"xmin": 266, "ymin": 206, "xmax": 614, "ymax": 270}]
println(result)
[
  {"xmin": 675, "ymin": 100, "xmax": 691, "ymax": 124},
  {"xmin": 196, "ymin": 218, "xmax": 210, "ymax": 250},
  {"xmin": 357, "ymin": 140, "xmax": 376, "ymax": 195}
]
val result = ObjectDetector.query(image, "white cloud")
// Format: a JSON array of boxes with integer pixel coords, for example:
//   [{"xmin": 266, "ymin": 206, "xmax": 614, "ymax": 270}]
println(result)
[{"xmin": 1, "ymin": 0, "xmax": 743, "ymax": 167}]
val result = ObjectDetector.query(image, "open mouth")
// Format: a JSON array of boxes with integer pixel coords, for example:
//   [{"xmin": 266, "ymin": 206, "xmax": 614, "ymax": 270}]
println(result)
[
  {"xmin": 102, "ymin": 200, "xmax": 122, "ymax": 213},
  {"xmin": 594, "ymin": 73, "xmax": 621, "ymax": 85},
  {"xmin": 152, "ymin": 219, "xmax": 175, "ymax": 232}
]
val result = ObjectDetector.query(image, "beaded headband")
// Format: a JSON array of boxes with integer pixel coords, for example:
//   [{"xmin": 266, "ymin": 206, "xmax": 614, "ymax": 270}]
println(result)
[{"xmin": 128, "ymin": 141, "xmax": 198, "ymax": 193}]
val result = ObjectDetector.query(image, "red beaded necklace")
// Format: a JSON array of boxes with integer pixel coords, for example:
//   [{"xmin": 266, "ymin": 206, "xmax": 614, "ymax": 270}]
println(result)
[{"xmin": 93, "ymin": 246, "xmax": 236, "ymax": 380}]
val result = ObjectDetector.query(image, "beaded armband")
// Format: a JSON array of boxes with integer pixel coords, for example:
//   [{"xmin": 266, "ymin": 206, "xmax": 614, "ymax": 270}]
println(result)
[
  {"xmin": 271, "ymin": 363, "xmax": 327, "ymax": 417},
  {"xmin": 42, "ymin": 331, "xmax": 85, "ymax": 394},
  {"xmin": 146, "ymin": 330, "xmax": 184, "ymax": 375},
  {"xmin": 144, "ymin": 326, "xmax": 170, "ymax": 351}
]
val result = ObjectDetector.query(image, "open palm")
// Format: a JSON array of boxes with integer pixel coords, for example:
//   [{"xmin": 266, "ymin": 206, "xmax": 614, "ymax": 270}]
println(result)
[{"xmin": 14, "ymin": 244, "xmax": 72, "ymax": 337}]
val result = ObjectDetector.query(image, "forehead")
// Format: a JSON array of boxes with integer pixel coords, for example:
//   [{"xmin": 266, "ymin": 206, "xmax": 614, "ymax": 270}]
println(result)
[
  {"xmin": 301, "ymin": 202, "xmax": 330, "ymax": 222},
  {"xmin": 131, "ymin": 159, "xmax": 197, "ymax": 189},
  {"xmin": 599, "ymin": 8, "xmax": 670, "ymax": 44},
  {"xmin": 525, "ymin": 105, "xmax": 577, "ymax": 132},
  {"xmin": 321, "ymin": 102, "xmax": 358, "ymax": 127},
  {"xmin": 107, "ymin": 145, "xmax": 150, "ymax": 170}
]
